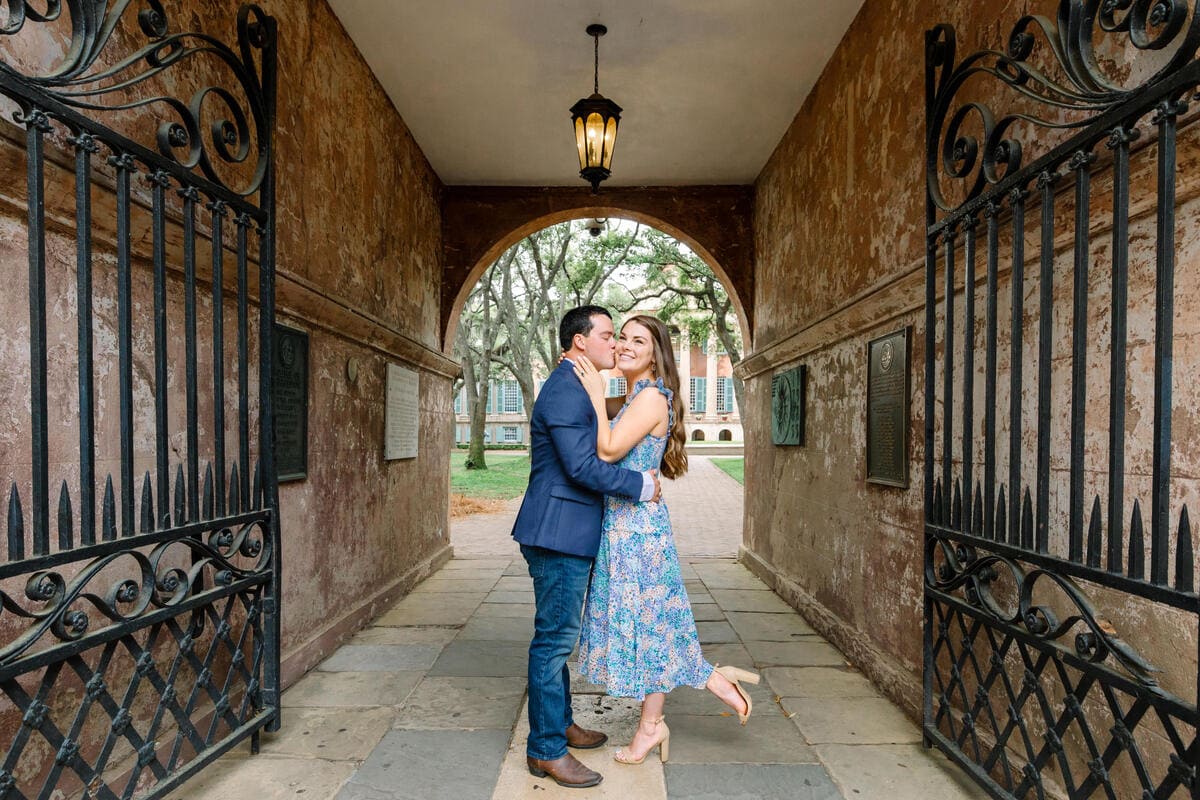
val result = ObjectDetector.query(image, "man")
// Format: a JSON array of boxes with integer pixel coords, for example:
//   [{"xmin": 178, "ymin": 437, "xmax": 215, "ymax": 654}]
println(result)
[{"xmin": 512, "ymin": 305, "xmax": 660, "ymax": 789}]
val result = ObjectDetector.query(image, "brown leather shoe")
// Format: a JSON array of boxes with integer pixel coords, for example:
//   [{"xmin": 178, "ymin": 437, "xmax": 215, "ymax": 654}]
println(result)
[
  {"xmin": 566, "ymin": 723, "xmax": 608, "ymax": 750},
  {"xmin": 526, "ymin": 753, "xmax": 603, "ymax": 788}
]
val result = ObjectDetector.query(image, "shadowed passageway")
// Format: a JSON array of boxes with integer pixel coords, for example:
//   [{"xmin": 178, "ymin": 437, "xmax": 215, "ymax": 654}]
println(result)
[{"xmin": 172, "ymin": 464, "xmax": 984, "ymax": 799}]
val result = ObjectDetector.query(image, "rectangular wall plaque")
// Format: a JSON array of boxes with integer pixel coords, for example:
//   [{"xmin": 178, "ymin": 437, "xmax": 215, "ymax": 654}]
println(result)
[
  {"xmin": 866, "ymin": 327, "xmax": 910, "ymax": 487},
  {"xmin": 771, "ymin": 365, "xmax": 806, "ymax": 446},
  {"xmin": 385, "ymin": 363, "xmax": 420, "ymax": 460},
  {"xmin": 272, "ymin": 325, "xmax": 309, "ymax": 482}
]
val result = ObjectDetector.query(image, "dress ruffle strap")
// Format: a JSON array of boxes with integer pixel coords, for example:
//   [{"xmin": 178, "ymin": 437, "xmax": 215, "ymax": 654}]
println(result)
[{"xmin": 631, "ymin": 377, "xmax": 675, "ymax": 431}]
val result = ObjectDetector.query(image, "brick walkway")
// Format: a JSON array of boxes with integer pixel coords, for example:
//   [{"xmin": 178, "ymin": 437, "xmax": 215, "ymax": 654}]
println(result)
[{"xmin": 171, "ymin": 458, "xmax": 985, "ymax": 799}]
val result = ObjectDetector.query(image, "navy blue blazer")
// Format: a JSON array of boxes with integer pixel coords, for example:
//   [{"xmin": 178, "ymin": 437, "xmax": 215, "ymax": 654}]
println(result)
[{"xmin": 511, "ymin": 360, "xmax": 644, "ymax": 557}]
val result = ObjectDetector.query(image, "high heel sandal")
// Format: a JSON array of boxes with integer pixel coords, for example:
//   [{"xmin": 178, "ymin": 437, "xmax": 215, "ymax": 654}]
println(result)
[
  {"xmin": 715, "ymin": 665, "xmax": 760, "ymax": 725},
  {"xmin": 613, "ymin": 716, "xmax": 670, "ymax": 765}
]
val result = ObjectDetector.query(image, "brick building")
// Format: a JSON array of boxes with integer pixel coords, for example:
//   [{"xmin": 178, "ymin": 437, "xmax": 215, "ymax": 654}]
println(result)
[{"xmin": 453, "ymin": 327, "xmax": 742, "ymax": 445}]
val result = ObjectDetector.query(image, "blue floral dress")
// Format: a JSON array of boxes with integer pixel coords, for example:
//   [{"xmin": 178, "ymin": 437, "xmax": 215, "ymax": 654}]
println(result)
[{"xmin": 578, "ymin": 378, "xmax": 714, "ymax": 699}]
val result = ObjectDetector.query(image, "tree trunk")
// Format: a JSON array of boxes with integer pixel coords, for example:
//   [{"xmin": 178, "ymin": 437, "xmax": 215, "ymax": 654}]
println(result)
[{"xmin": 465, "ymin": 362, "xmax": 489, "ymax": 471}]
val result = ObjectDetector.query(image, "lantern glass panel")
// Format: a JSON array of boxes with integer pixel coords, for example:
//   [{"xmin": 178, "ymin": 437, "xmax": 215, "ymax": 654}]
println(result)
[
  {"xmin": 574, "ymin": 117, "xmax": 587, "ymax": 170},
  {"xmin": 602, "ymin": 117, "xmax": 618, "ymax": 169},
  {"xmin": 585, "ymin": 112, "xmax": 605, "ymax": 168}
]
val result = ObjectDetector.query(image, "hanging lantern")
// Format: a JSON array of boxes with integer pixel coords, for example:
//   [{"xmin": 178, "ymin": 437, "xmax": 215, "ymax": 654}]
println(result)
[{"xmin": 570, "ymin": 24, "xmax": 621, "ymax": 193}]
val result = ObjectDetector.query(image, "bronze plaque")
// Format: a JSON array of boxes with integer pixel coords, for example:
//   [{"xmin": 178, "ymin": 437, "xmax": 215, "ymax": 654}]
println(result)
[
  {"xmin": 272, "ymin": 325, "xmax": 309, "ymax": 482},
  {"xmin": 867, "ymin": 327, "xmax": 909, "ymax": 487},
  {"xmin": 771, "ymin": 365, "xmax": 806, "ymax": 446}
]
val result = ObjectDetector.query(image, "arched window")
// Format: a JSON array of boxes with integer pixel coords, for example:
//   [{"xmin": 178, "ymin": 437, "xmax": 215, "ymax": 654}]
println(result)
[
  {"xmin": 692, "ymin": 430, "xmax": 706, "ymax": 441},
  {"xmin": 719, "ymin": 429, "xmax": 732, "ymax": 441}
]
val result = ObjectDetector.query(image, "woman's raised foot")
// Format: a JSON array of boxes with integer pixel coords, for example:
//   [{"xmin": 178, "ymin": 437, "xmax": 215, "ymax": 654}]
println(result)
[{"xmin": 708, "ymin": 665, "xmax": 759, "ymax": 724}]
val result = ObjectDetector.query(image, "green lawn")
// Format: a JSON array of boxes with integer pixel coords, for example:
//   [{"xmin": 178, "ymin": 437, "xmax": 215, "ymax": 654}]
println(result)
[
  {"xmin": 710, "ymin": 457, "xmax": 744, "ymax": 485},
  {"xmin": 450, "ymin": 451, "xmax": 532, "ymax": 499}
]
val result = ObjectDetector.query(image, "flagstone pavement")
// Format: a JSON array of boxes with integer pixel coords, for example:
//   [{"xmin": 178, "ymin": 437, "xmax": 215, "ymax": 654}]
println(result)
[{"xmin": 171, "ymin": 458, "xmax": 986, "ymax": 799}]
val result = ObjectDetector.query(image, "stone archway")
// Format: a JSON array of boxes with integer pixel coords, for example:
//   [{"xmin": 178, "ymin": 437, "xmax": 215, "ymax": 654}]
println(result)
[{"xmin": 440, "ymin": 186, "xmax": 754, "ymax": 350}]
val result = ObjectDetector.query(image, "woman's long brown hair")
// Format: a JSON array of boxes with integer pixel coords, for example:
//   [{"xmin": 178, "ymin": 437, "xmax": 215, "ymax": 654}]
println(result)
[{"xmin": 625, "ymin": 315, "xmax": 688, "ymax": 479}]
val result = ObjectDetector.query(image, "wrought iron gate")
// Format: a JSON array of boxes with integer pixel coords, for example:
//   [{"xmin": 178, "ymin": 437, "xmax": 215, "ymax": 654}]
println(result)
[
  {"xmin": 925, "ymin": 3, "xmax": 1199, "ymax": 798},
  {"xmin": 0, "ymin": 2, "xmax": 280, "ymax": 797}
]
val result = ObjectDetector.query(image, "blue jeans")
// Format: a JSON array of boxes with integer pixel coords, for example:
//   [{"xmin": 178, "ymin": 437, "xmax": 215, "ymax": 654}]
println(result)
[{"xmin": 521, "ymin": 544, "xmax": 593, "ymax": 761}]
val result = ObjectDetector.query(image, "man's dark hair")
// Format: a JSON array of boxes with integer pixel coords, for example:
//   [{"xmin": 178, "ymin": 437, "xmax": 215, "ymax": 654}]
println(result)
[{"xmin": 559, "ymin": 305, "xmax": 612, "ymax": 352}]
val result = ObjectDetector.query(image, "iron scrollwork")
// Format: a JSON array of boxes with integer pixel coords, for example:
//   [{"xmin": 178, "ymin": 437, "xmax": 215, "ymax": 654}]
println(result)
[
  {"xmin": 926, "ymin": 534, "xmax": 1165, "ymax": 692},
  {"xmin": 924, "ymin": 2, "xmax": 1200, "ymax": 797},
  {"xmin": 0, "ymin": 520, "xmax": 271, "ymax": 669},
  {"xmin": 0, "ymin": 0, "xmax": 275, "ymax": 197},
  {"xmin": 926, "ymin": 0, "xmax": 1200, "ymax": 212},
  {"xmin": 0, "ymin": 1, "xmax": 280, "ymax": 796}
]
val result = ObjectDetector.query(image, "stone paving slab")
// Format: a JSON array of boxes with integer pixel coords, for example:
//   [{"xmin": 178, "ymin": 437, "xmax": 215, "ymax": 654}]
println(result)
[
  {"xmin": 493, "ymin": 575, "xmax": 533, "ymax": 591},
  {"xmin": 375, "ymin": 592, "xmax": 486, "ymax": 626},
  {"xmin": 696, "ymin": 642, "xmax": 754, "ymax": 668},
  {"xmin": 743, "ymin": 640, "xmax": 846, "ymax": 667},
  {"xmin": 283, "ymin": 670, "xmax": 425, "ymax": 708},
  {"xmin": 261, "ymin": 707, "xmax": 394, "ymax": 761},
  {"xmin": 168, "ymin": 755, "xmax": 356, "ymax": 799},
  {"xmin": 473, "ymin": 601, "xmax": 535, "ymax": 618},
  {"xmin": 349, "ymin": 627, "xmax": 459, "ymax": 647},
  {"xmin": 664, "ymin": 715, "xmax": 819, "ymax": 764},
  {"xmin": 503, "ymin": 561, "xmax": 531, "ymax": 576},
  {"xmin": 318, "ymin": 644, "xmax": 443, "ymax": 672},
  {"xmin": 695, "ymin": 576, "xmax": 769, "ymax": 592},
  {"xmin": 695, "ymin": 620, "xmax": 739, "ymax": 643},
  {"xmin": 485, "ymin": 590, "xmax": 536, "ymax": 604},
  {"xmin": 457, "ymin": 614, "xmax": 533, "ymax": 641},
  {"xmin": 412, "ymin": 577, "xmax": 501, "ymax": 593},
  {"xmin": 428, "ymin": 640, "xmax": 528, "ymax": 677},
  {"xmin": 690, "ymin": 603, "xmax": 726, "ymax": 621},
  {"xmin": 710, "ymin": 589, "xmax": 796, "ymax": 613},
  {"xmin": 815, "ymin": 743, "xmax": 989, "ymax": 799},
  {"xmin": 726, "ymin": 611, "xmax": 817, "ymax": 640},
  {"xmin": 765, "ymin": 667, "xmax": 881, "ymax": 698},
  {"xmin": 688, "ymin": 566, "xmax": 764, "ymax": 591},
  {"xmin": 337, "ymin": 730, "xmax": 509, "ymax": 800},
  {"xmin": 395, "ymin": 676, "xmax": 527, "ymax": 729},
  {"xmin": 434, "ymin": 568, "xmax": 506, "ymax": 582},
  {"xmin": 663, "ymin": 763, "xmax": 843, "ymax": 800},
  {"xmin": 442, "ymin": 558, "xmax": 511, "ymax": 571},
  {"xmin": 783, "ymin": 696, "xmax": 923, "ymax": 745}
]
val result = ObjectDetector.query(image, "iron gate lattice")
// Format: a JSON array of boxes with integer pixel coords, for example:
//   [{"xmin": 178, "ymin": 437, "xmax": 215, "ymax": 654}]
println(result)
[
  {"xmin": 924, "ymin": 2, "xmax": 1199, "ymax": 798},
  {"xmin": 0, "ymin": 2, "xmax": 280, "ymax": 798}
]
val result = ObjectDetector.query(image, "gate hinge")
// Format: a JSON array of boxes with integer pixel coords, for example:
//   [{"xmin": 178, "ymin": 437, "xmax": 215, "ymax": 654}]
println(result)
[{"xmin": 263, "ymin": 597, "xmax": 277, "ymax": 614}]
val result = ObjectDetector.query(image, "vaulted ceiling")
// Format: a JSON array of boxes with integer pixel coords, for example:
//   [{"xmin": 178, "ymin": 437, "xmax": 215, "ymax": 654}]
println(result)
[{"xmin": 328, "ymin": 1, "xmax": 865, "ymax": 187}]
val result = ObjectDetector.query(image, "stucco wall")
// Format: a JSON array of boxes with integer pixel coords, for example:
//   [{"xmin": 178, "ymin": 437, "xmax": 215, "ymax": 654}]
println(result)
[
  {"xmin": 0, "ymin": 0, "xmax": 454, "ymax": 694},
  {"xmin": 743, "ymin": 0, "xmax": 1199, "ymax": 748},
  {"xmin": 265, "ymin": 0, "xmax": 454, "ymax": 684}
]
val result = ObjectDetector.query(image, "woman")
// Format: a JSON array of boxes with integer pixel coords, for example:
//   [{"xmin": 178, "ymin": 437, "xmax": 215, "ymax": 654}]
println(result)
[{"xmin": 573, "ymin": 314, "xmax": 759, "ymax": 765}]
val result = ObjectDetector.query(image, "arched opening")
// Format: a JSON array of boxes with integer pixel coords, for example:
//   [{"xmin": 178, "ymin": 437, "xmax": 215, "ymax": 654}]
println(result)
[
  {"xmin": 719, "ymin": 429, "xmax": 732, "ymax": 441},
  {"xmin": 444, "ymin": 205, "xmax": 752, "ymax": 350},
  {"xmin": 446, "ymin": 213, "xmax": 749, "ymax": 561}
]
